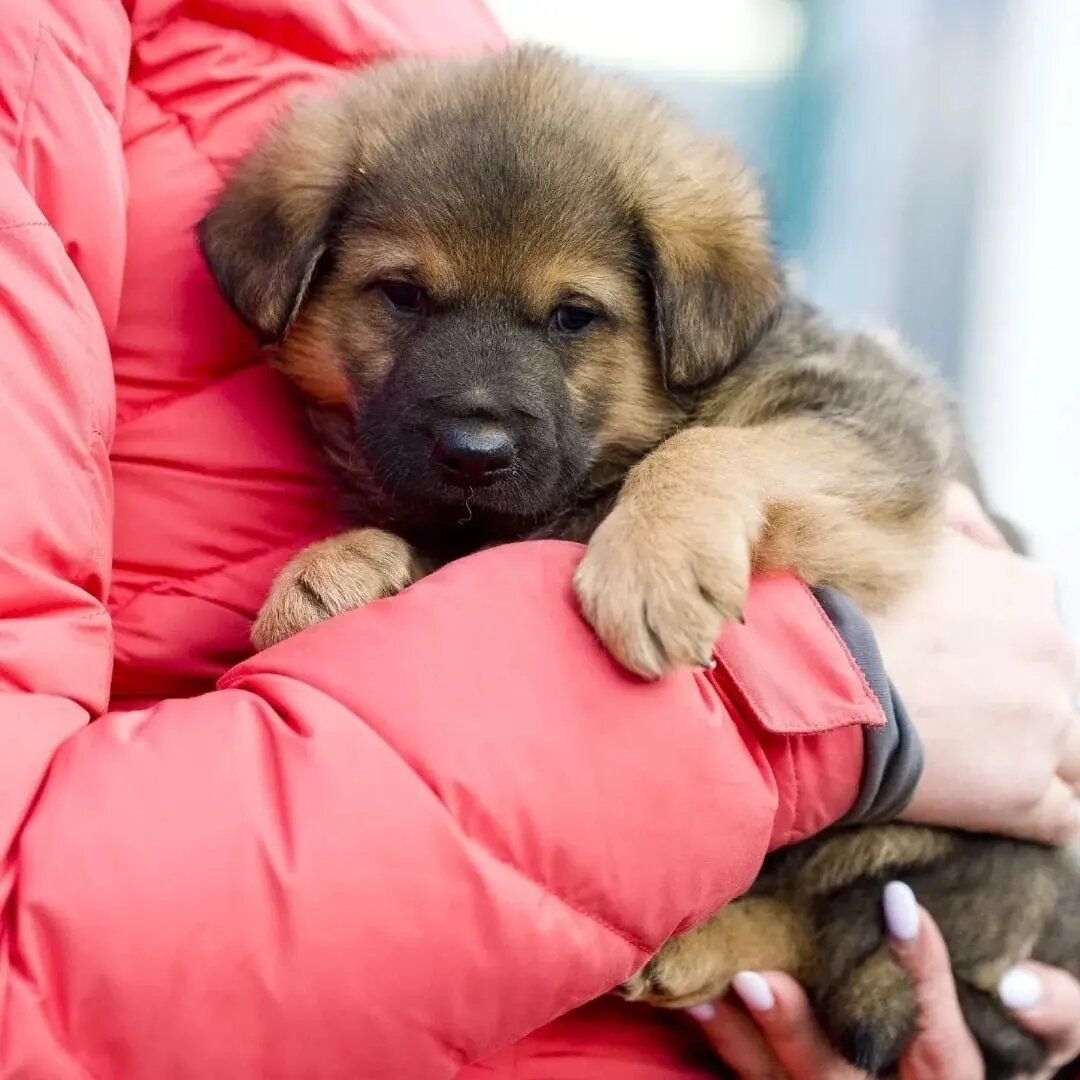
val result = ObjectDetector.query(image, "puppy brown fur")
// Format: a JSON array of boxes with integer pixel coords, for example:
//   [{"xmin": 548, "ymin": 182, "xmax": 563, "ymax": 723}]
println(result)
[
  {"xmin": 199, "ymin": 47, "xmax": 1079, "ymax": 1077},
  {"xmin": 625, "ymin": 826, "xmax": 1079, "ymax": 1078}
]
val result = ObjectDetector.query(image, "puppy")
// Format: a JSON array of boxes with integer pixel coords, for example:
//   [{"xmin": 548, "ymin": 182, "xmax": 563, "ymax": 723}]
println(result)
[{"xmin": 199, "ymin": 47, "xmax": 1079, "ymax": 1076}]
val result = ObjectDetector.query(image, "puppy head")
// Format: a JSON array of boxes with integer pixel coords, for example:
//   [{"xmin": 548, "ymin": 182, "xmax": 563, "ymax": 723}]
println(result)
[{"xmin": 199, "ymin": 48, "xmax": 780, "ymax": 525}]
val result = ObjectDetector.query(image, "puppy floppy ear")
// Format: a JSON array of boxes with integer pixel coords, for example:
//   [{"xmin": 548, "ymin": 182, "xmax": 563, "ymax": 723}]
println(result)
[
  {"xmin": 638, "ymin": 138, "xmax": 781, "ymax": 390},
  {"xmin": 197, "ymin": 94, "xmax": 362, "ymax": 343}
]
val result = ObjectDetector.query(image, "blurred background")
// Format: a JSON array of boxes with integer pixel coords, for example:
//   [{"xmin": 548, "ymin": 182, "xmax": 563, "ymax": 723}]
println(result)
[{"xmin": 486, "ymin": 0, "xmax": 1080, "ymax": 634}]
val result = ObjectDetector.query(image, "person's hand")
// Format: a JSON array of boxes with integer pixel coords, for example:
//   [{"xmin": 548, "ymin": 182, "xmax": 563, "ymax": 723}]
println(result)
[
  {"xmin": 688, "ymin": 882, "xmax": 1080, "ymax": 1079},
  {"xmin": 871, "ymin": 483, "xmax": 1080, "ymax": 845}
]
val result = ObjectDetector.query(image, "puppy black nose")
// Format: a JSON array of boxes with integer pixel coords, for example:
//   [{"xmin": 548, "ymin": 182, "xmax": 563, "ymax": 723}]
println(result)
[{"xmin": 432, "ymin": 421, "xmax": 515, "ymax": 486}]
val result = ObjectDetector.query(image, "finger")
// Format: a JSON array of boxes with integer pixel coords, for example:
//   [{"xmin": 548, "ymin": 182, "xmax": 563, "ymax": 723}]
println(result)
[
  {"xmin": 944, "ymin": 482, "xmax": 1008, "ymax": 549},
  {"xmin": 1006, "ymin": 776, "xmax": 1080, "ymax": 846},
  {"xmin": 727, "ymin": 971, "xmax": 864, "ymax": 1079},
  {"xmin": 690, "ymin": 999, "xmax": 788, "ymax": 1079},
  {"xmin": 882, "ymin": 882, "xmax": 984, "ymax": 1079},
  {"xmin": 998, "ymin": 962, "xmax": 1080, "ymax": 1067}
]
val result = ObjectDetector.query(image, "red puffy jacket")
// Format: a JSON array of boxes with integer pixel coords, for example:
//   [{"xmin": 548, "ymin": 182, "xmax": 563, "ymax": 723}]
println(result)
[{"xmin": 0, "ymin": 1, "xmax": 895, "ymax": 1076}]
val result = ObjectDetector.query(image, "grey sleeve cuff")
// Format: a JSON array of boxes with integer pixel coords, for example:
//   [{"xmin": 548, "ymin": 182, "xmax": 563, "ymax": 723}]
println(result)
[{"xmin": 811, "ymin": 586, "xmax": 924, "ymax": 824}]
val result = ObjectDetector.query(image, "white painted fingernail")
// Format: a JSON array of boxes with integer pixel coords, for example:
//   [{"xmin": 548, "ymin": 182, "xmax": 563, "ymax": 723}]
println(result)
[
  {"xmin": 732, "ymin": 971, "xmax": 775, "ymax": 1012},
  {"xmin": 883, "ymin": 881, "xmax": 919, "ymax": 942},
  {"xmin": 685, "ymin": 1002, "xmax": 716, "ymax": 1022},
  {"xmin": 999, "ymin": 967, "xmax": 1043, "ymax": 1011}
]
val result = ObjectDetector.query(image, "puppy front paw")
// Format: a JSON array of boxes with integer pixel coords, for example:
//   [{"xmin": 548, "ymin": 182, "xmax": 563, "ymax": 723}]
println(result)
[
  {"xmin": 251, "ymin": 528, "xmax": 426, "ymax": 650},
  {"xmin": 573, "ymin": 499, "xmax": 754, "ymax": 678}
]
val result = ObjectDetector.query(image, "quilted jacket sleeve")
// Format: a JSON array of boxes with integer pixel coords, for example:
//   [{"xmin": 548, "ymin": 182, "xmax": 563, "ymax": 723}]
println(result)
[
  {"xmin": 10, "ymin": 546, "xmax": 880, "ymax": 1080},
  {"xmin": 0, "ymin": 2, "xmax": 889, "ymax": 1079}
]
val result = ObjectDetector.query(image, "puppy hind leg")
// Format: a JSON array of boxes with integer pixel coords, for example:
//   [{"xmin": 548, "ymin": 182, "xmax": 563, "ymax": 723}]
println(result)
[
  {"xmin": 807, "ymin": 881, "xmax": 919, "ymax": 1074},
  {"xmin": 808, "ymin": 863, "xmax": 1053, "ymax": 1076},
  {"xmin": 618, "ymin": 896, "xmax": 814, "ymax": 1010},
  {"xmin": 954, "ymin": 983, "xmax": 1048, "ymax": 1080}
]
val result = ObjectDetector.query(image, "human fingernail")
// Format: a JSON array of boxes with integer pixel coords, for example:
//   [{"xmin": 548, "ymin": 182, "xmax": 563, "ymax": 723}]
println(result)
[
  {"xmin": 999, "ymin": 967, "xmax": 1043, "ymax": 1011},
  {"xmin": 883, "ymin": 881, "xmax": 919, "ymax": 942},
  {"xmin": 732, "ymin": 971, "xmax": 775, "ymax": 1012},
  {"xmin": 685, "ymin": 1002, "xmax": 716, "ymax": 1022}
]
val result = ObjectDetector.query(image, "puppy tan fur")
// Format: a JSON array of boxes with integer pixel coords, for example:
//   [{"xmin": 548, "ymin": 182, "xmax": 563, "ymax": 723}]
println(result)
[{"xmin": 199, "ymin": 47, "xmax": 1078, "ymax": 1077}]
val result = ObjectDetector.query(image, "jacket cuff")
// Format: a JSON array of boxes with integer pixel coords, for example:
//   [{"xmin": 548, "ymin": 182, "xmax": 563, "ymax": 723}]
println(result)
[
  {"xmin": 706, "ymin": 573, "xmax": 882, "ymax": 849},
  {"xmin": 811, "ymin": 586, "xmax": 924, "ymax": 824}
]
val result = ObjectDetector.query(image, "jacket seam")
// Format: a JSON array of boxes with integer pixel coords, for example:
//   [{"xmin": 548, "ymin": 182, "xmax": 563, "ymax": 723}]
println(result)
[
  {"xmin": 13, "ymin": 20, "xmax": 44, "ymax": 164},
  {"xmin": 778, "ymin": 740, "xmax": 800, "ymax": 847},
  {"xmin": 716, "ymin": 655, "xmax": 873, "ymax": 736},
  {"xmin": 796, "ymin": 578, "xmax": 884, "ymax": 722}
]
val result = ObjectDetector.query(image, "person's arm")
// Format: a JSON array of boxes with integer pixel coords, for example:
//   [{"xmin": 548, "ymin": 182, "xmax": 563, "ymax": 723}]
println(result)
[{"xmin": 7, "ymin": 534, "xmax": 885, "ymax": 1078}]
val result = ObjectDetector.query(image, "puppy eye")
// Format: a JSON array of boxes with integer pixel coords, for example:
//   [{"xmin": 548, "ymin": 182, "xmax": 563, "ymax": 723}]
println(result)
[
  {"xmin": 550, "ymin": 305, "xmax": 598, "ymax": 336},
  {"xmin": 379, "ymin": 282, "xmax": 429, "ymax": 314}
]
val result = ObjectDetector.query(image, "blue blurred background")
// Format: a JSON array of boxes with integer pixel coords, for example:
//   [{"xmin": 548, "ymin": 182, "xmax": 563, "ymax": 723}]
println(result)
[{"xmin": 487, "ymin": 0, "xmax": 1080, "ymax": 633}]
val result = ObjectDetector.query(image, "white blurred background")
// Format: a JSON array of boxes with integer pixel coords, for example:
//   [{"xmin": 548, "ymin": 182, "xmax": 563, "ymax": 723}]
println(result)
[{"xmin": 486, "ymin": 0, "xmax": 1080, "ymax": 634}]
